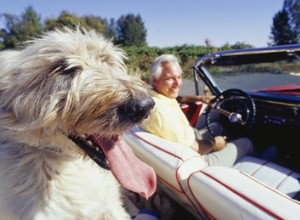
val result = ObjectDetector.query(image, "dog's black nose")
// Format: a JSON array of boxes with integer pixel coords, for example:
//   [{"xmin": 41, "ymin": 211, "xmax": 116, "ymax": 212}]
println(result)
[{"xmin": 119, "ymin": 96, "xmax": 155, "ymax": 123}]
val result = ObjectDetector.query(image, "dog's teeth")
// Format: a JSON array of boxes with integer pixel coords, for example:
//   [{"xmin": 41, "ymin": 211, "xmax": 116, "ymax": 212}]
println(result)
[
  {"xmin": 79, "ymin": 134, "xmax": 87, "ymax": 139},
  {"xmin": 95, "ymin": 147, "xmax": 100, "ymax": 152},
  {"xmin": 86, "ymin": 140, "xmax": 94, "ymax": 147}
]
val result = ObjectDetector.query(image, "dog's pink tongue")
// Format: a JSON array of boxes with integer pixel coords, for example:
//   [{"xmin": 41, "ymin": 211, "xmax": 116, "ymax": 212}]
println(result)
[{"xmin": 92, "ymin": 135, "xmax": 156, "ymax": 199}]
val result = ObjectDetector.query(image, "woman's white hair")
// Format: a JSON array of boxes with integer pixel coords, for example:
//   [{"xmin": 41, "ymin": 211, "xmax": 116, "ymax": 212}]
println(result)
[{"xmin": 149, "ymin": 54, "xmax": 182, "ymax": 86}]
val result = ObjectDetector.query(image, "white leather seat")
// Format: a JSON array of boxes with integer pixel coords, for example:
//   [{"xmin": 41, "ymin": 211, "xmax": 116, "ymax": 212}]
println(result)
[{"xmin": 124, "ymin": 127, "xmax": 300, "ymax": 219}]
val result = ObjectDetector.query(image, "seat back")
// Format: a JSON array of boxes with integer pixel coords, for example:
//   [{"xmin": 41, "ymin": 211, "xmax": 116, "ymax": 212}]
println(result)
[
  {"xmin": 124, "ymin": 127, "xmax": 209, "ymax": 218},
  {"xmin": 187, "ymin": 165, "xmax": 300, "ymax": 219},
  {"xmin": 124, "ymin": 128, "xmax": 300, "ymax": 219},
  {"xmin": 234, "ymin": 156, "xmax": 300, "ymax": 198}
]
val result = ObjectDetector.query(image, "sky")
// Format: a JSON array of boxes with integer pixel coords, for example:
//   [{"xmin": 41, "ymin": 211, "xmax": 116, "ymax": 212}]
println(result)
[{"xmin": 1, "ymin": 0, "xmax": 284, "ymax": 48}]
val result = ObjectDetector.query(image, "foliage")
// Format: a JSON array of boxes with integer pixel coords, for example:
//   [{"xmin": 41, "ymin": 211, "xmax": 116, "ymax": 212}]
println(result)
[
  {"xmin": 284, "ymin": 0, "xmax": 300, "ymax": 41},
  {"xmin": 270, "ymin": 0, "xmax": 300, "ymax": 45},
  {"xmin": 105, "ymin": 18, "xmax": 117, "ymax": 40},
  {"xmin": 3, "ymin": 5, "xmax": 287, "ymax": 82},
  {"xmin": 124, "ymin": 45, "xmax": 213, "ymax": 82},
  {"xmin": 115, "ymin": 14, "xmax": 147, "ymax": 47},
  {"xmin": 230, "ymin": 42, "xmax": 253, "ymax": 49},
  {"xmin": 0, "ymin": 8, "xmax": 148, "ymax": 48},
  {"xmin": 0, "ymin": 6, "xmax": 43, "ymax": 48},
  {"xmin": 218, "ymin": 42, "xmax": 253, "ymax": 51},
  {"xmin": 270, "ymin": 9, "xmax": 297, "ymax": 45},
  {"xmin": 44, "ymin": 11, "xmax": 108, "ymax": 36}
]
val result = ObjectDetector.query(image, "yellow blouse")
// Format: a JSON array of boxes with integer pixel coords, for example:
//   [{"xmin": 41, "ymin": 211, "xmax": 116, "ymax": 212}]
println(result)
[{"xmin": 140, "ymin": 89, "xmax": 195, "ymax": 146}]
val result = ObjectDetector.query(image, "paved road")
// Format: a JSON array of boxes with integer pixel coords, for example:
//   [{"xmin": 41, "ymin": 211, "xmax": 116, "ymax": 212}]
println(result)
[{"xmin": 180, "ymin": 73, "xmax": 300, "ymax": 96}]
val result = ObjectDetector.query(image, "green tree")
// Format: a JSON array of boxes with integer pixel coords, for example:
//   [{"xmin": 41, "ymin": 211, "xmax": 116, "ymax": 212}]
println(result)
[
  {"xmin": 21, "ymin": 6, "xmax": 43, "ymax": 38},
  {"xmin": 271, "ymin": 0, "xmax": 300, "ymax": 45},
  {"xmin": 230, "ymin": 42, "xmax": 253, "ymax": 49},
  {"xmin": 0, "ymin": 6, "xmax": 42, "ymax": 48},
  {"xmin": 270, "ymin": 9, "xmax": 297, "ymax": 45},
  {"xmin": 0, "ymin": 13, "xmax": 19, "ymax": 48},
  {"xmin": 44, "ymin": 11, "xmax": 83, "ymax": 30},
  {"xmin": 116, "ymin": 14, "xmax": 147, "ymax": 46},
  {"xmin": 105, "ymin": 18, "xmax": 117, "ymax": 40},
  {"xmin": 44, "ymin": 11, "xmax": 108, "ymax": 35},
  {"xmin": 284, "ymin": 0, "xmax": 300, "ymax": 42},
  {"xmin": 220, "ymin": 43, "xmax": 232, "ymax": 51},
  {"xmin": 81, "ymin": 15, "xmax": 107, "ymax": 34}
]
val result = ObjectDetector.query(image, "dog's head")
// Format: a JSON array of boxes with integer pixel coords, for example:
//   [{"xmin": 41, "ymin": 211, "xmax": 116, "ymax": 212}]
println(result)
[{"xmin": 0, "ymin": 27, "xmax": 156, "ymax": 199}]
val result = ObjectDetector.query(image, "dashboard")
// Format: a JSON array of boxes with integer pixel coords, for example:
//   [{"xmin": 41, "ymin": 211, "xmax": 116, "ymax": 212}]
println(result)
[{"xmin": 253, "ymin": 98, "xmax": 300, "ymax": 128}]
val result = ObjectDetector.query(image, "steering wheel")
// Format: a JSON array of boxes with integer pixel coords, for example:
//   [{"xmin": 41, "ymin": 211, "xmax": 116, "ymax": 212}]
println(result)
[{"xmin": 206, "ymin": 89, "xmax": 256, "ymax": 140}]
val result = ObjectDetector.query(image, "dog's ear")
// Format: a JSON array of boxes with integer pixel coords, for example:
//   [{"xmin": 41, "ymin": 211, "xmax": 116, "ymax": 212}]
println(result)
[{"xmin": 49, "ymin": 59, "xmax": 83, "ymax": 77}]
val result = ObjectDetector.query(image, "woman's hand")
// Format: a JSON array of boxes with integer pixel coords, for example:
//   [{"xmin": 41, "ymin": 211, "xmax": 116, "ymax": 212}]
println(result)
[
  {"xmin": 177, "ymin": 95, "xmax": 215, "ymax": 104},
  {"xmin": 198, "ymin": 95, "xmax": 215, "ymax": 104}
]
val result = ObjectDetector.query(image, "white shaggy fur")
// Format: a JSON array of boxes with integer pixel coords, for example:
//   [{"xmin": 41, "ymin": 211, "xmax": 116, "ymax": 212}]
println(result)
[{"xmin": 0, "ymin": 27, "xmax": 155, "ymax": 220}]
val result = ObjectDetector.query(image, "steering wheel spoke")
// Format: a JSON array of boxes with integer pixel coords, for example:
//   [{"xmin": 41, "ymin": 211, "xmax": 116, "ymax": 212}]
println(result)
[{"xmin": 206, "ymin": 89, "xmax": 256, "ymax": 138}]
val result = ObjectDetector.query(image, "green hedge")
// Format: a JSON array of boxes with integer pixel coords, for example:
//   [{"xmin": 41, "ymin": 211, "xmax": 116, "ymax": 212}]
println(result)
[{"xmin": 123, "ymin": 45, "xmax": 216, "ymax": 82}]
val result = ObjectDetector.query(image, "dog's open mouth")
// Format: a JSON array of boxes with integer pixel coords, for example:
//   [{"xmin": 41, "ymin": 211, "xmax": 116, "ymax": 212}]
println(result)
[
  {"xmin": 68, "ymin": 134, "xmax": 110, "ymax": 170},
  {"xmin": 68, "ymin": 133, "xmax": 157, "ymax": 199}
]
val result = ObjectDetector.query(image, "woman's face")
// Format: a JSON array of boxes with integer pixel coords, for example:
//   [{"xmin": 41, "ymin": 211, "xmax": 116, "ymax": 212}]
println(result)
[{"xmin": 153, "ymin": 62, "xmax": 183, "ymax": 99}]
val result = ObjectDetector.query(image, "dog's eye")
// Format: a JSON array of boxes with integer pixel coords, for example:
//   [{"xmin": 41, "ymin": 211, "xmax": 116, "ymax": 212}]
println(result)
[
  {"xmin": 49, "ymin": 59, "xmax": 82, "ymax": 77},
  {"xmin": 61, "ymin": 66, "xmax": 82, "ymax": 76}
]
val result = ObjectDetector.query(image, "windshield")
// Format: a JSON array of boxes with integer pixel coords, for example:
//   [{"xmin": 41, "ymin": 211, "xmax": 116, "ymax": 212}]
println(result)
[{"xmin": 203, "ymin": 60, "xmax": 300, "ymax": 92}]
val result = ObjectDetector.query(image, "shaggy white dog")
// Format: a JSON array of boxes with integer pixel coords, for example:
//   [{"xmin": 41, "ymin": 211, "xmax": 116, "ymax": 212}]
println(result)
[{"xmin": 0, "ymin": 27, "xmax": 156, "ymax": 220}]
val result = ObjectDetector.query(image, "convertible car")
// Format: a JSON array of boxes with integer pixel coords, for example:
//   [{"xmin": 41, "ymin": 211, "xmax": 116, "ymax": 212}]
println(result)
[{"xmin": 124, "ymin": 44, "xmax": 300, "ymax": 219}]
